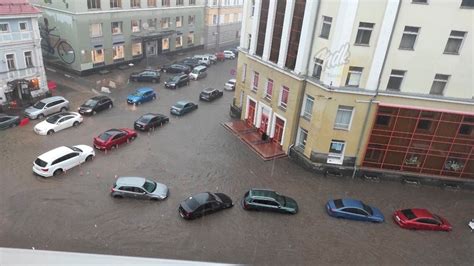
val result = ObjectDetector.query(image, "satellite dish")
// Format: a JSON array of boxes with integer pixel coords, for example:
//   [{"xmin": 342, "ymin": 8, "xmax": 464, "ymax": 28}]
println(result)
[{"xmin": 142, "ymin": 22, "xmax": 149, "ymax": 30}]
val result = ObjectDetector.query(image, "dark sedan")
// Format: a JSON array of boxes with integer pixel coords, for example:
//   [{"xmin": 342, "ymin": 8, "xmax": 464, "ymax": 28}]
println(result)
[
  {"xmin": 129, "ymin": 70, "xmax": 160, "ymax": 83},
  {"xmin": 78, "ymin": 96, "xmax": 113, "ymax": 115},
  {"xmin": 134, "ymin": 113, "xmax": 169, "ymax": 131},
  {"xmin": 179, "ymin": 192, "xmax": 233, "ymax": 220},
  {"xmin": 199, "ymin": 88, "xmax": 223, "ymax": 102},
  {"xmin": 0, "ymin": 114, "xmax": 20, "ymax": 129},
  {"xmin": 180, "ymin": 58, "xmax": 204, "ymax": 69},
  {"xmin": 161, "ymin": 64, "xmax": 191, "ymax": 74},
  {"xmin": 170, "ymin": 101, "xmax": 198, "ymax": 116}
]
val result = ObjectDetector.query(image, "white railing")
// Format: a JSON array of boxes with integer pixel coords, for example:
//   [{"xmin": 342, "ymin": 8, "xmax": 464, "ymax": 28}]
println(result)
[
  {"xmin": 0, "ymin": 67, "xmax": 40, "ymax": 81},
  {"xmin": 0, "ymin": 31, "xmax": 32, "ymax": 43}
]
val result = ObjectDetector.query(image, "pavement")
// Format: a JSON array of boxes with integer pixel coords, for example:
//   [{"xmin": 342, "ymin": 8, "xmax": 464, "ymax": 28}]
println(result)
[{"xmin": 0, "ymin": 52, "xmax": 473, "ymax": 265}]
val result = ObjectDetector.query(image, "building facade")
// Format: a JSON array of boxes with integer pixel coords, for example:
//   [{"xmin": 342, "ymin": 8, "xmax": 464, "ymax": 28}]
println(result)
[
  {"xmin": 204, "ymin": 0, "xmax": 243, "ymax": 50},
  {"xmin": 0, "ymin": 0, "xmax": 48, "ymax": 106},
  {"xmin": 233, "ymin": 0, "xmax": 473, "ymax": 182},
  {"xmin": 30, "ymin": 0, "xmax": 205, "ymax": 75}
]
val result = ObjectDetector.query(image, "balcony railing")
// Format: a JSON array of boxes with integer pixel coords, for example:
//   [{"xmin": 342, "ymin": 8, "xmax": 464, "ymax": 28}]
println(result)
[
  {"xmin": 0, "ymin": 67, "xmax": 41, "ymax": 81},
  {"xmin": 0, "ymin": 31, "xmax": 33, "ymax": 43}
]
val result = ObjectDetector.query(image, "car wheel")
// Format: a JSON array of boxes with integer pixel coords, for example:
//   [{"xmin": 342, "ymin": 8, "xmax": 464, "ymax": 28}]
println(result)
[
  {"xmin": 113, "ymin": 194, "xmax": 123, "ymax": 199},
  {"xmin": 60, "ymin": 107, "xmax": 67, "ymax": 112},
  {"xmin": 47, "ymin": 130, "xmax": 54, "ymax": 135},
  {"xmin": 85, "ymin": 155, "xmax": 93, "ymax": 162},
  {"xmin": 53, "ymin": 169, "xmax": 63, "ymax": 176},
  {"xmin": 73, "ymin": 121, "xmax": 79, "ymax": 127},
  {"xmin": 92, "ymin": 110, "xmax": 97, "ymax": 115},
  {"xmin": 37, "ymin": 114, "xmax": 44, "ymax": 119},
  {"xmin": 150, "ymin": 197, "xmax": 159, "ymax": 201}
]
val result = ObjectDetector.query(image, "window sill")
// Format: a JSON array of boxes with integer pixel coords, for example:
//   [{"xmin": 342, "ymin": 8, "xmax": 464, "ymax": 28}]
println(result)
[
  {"xmin": 460, "ymin": 6, "xmax": 474, "ymax": 9},
  {"xmin": 113, "ymin": 58, "xmax": 125, "ymax": 62},
  {"xmin": 301, "ymin": 115, "xmax": 311, "ymax": 122},
  {"xmin": 251, "ymin": 89, "xmax": 257, "ymax": 94},
  {"xmin": 443, "ymin": 52, "xmax": 460, "ymax": 55},
  {"xmin": 398, "ymin": 47, "xmax": 414, "ymax": 51},
  {"xmin": 353, "ymin": 43, "xmax": 370, "ymax": 47},
  {"xmin": 278, "ymin": 105, "xmax": 287, "ymax": 112},
  {"xmin": 319, "ymin": 35, "xmax": 329, "ymax": 40},
  {"xmin": 264, "ymin": 95, "xmax": 272, "ymax": 102},
  {"xmin": 333, "ymin": 127, "xmax": 350, "ymax": 131}
]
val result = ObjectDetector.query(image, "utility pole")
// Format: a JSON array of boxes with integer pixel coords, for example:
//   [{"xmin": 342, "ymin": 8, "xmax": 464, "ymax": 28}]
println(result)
[{"xmin": 216, "ymin": 0, "xmax": 221, "ymax": 51}]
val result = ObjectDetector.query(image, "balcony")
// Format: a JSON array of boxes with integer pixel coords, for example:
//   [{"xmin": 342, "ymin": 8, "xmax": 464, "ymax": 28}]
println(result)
[
  {"xmin": 0, "ymin": 67, "xmax": 41, "ymax": 82},
  {"xmin": 0, "ymin": 31, "xmax": 33, "ymax": 43}
]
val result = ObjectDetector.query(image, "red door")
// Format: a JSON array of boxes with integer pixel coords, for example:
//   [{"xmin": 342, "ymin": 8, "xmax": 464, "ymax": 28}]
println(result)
[
  {"xmin": 259, "ymin": 114, "xmax": 269, "ymax": 134},
  {"xmin": 247, "ymin": 101, "xmax": 256, "ymax": 126},
  {"xmin": 273, "ymin": 117, "xmax": 284, "ymax": 144}
]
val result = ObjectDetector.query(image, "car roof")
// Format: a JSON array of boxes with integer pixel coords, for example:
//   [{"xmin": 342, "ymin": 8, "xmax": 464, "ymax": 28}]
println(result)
[
  {"xmin": 193, "ymin": 65, "xmax": 206, "ymax": 70},
  {"xmin": 140, "ymin": 113, "xmax": 164, "ymax": 119},
  {"xmin": 136, "ymin": 87, "xmax": 153, "ymax": 93},
  {"xmin": 249, "ymin": 189, "xmax": 278, "ymax": 198},
  {"xmin": 176, "ymin": 100, "xmax": 190, "ymax": 105},
  {"xmin": 189, "ymin": 192, "xmax": 214, "ymax": 204},
  {"xmin": 203, "ymin": 88, "xmax": 215, "ymax": 92},
  {"xmin": 228, "ymin": 79, "xmax": 236, "ymax": 83},
  {"xmin": 38, "ymin": 96, "xmax": 66, "ymax": 103},
  {"xmin": 104, "ymin": 129, "xmax": 124, "ymax": 135},
  {"xmin": 115, "ymin": 177, "xmax": 146, "ymax": 187},
  {"xmin": 337, "ymin": 198, "xmax": 364, "ymax": 209},
  {"xmin": 90, "ymin": 96, "xmax": 109, "ymax": 101},
  {"xmin": 410, "ymin": 208, "xmax": 435, "ymax": 219},
  {"xmin": 38, "ymin": 146, "xmax": 74, "ymax": 162}
]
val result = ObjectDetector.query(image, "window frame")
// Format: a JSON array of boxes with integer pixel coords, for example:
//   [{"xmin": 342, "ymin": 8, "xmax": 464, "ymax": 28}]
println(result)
[
  {"xmin": 5, "ymin": 53, "xmax": 16, "ymax": 71},
  {"xmin": 334, "ymin": 105, "xmax": 354, "ymax": 131},
  {"xmin": 0, "ymin": 23, "xmax": 9, "ymax": 33},
  {"xmin": 278, "ymin": 86, "xmax": 290, "ymax": 109},
  {"xmin": 130, "ymin": 0, "xmax": 141, "ymax": 8},
  {"xmin": 18, "ymin": 21, "xmax": 28, "ymax": 32},
  {"xmin": 110, "ymin": 0, "xmax": 122, "ymax": 8},
  {"xmin": 297, "ymin": 127, "xmax": 308, "ymax": 149},
  {"xmin": 327, "ymin": 140, "xmax": 346, "ymax": 165},
  {"xmin": 24, "ymin": 51, "xmax": 33, "ymax": 68},
  {"xmin": 386, "ymin": 69, "xmax": 406, "ymax": 91},
  {"xmin": 89, "ymin": 23, "xmax": 103, "ymax": 37},
  {"xmin": 444, "ymin": 30, "xmax": 467, "ymax": 55},
  {"xmin": 265, "ymin": 79, "xmax": 273, "ymax": 100},
  {"xmin": 320, "ymin": 16, "xmax": 332, "ymax": 39},
  {"xmin": 345, "ymin": 66, "xmax": 363, "ymax": 87},
  {"xmin": 175, "ymin": 35, "xmax": 183, "ymax": 48},
  {"xmin": 87, "ymin": 0, "xmax": 101, "ymax": 9},
  {"xmin": 429, "ymin": 74, "xmax": 450, "ymax": 95},
  {"xmin": 354, "ymin": 22, "xmax": 375, "ymax": 46},
  {"xmin": 313, "ymin": 58, "xmax": 324, "ymax": 80},
  {"xmin": 301, "ymin": 95, "xmax": 314, "ymax": 120},
  {"xmin": 111, "ymin": 21, "xmax": 123, "ymax": 35},
  {"xmin": 252, "ymin": 71, "xmax": 259, "ymax": 92},
  {"xmin": 399, "ymin": 26, "xmax": 420, "ymax": 50}
]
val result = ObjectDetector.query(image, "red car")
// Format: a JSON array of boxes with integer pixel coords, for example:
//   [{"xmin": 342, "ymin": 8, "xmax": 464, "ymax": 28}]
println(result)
[
  {"xmin": 215, "ymin": 52, "xmax": 225, "ymax": 62},
  {"xmin": 93, "ymin": 128, "xmax": 137, "ymax": 150},
  {"xmin": 393, "ymin": 208, "xmax": 452, "ymax": 231}
]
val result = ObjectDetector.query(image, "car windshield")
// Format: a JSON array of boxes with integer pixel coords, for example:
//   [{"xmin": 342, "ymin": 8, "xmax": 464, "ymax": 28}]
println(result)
[
  {"xmin": 69, "ymin": 146, "xmax": 83, "ymax": 152},
  {"xmin": 84, "ymin": 99, "xmax": 98, "ymax": 106},
  {"xmin": 275, "ymin": 194, "xmax": 286, "ymax": 206},
  {"xmin": 131, "ymin": 92, "xmax": 143, "ymax": 97},
  {"xmin": 98, "ymin": 133, "xmax": 112, "ymax": 141},
  {"xmin": 401, "ymin": 209, "xmax": 417, "ymax": 220},
  {"xmin": 143, "ymin": 180, "xmax": 157, "ymax": 193},
  {"xmin": 185, "ymin": 197, "xmax": 201, "ymax": 211},
  {"xmin": 174, "ymin": 103, "xmax": 185, "ymax": 109},
  {"xmin": 138, "ymin": 115, "xmax": 153, "ymax": 123},
  {"xmin": 33, "ymin": 101, "xmax": 46, "ymax": 109},
  {"xmin": 46, "ymin": 115, "xmax": 62, "ymax": 123},
  {"xmin": 361, "ymin": 203, "xmax": 373, "ymax": 216},
  {"xmin": 170, "ymin": 76, "xmax": 180, "ymax": 82},
  {"xmin": 432, "ymin": 214, "xmax": 443, "ymax": 223}
]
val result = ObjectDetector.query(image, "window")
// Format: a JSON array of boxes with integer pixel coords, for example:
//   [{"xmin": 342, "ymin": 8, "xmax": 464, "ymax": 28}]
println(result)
[
  {"xmin": 320, "ymin": 16, "xmax": 332, "ymax": 39},
  {"xmin": 0, "ymin": 23, "xmax": 9, "ymax": 32},
  {"xmin": 345, "ymin": 66, "xmax": 363, "ymax": 87},
  {"xmin": 147, "ymin": 18, "xmax": 157, "ymax": 29},
  {"xmin": 162, "ymin": 38, "xmax": 169, "ymax": 50},
  {"xmin": 334, "ymin": 106, "xmax": 354, "ymax": 130},
  {"xmin": 461, "ymin": 0, "xmax": 474, "ymax": 8},
  {"xmin": 110, "ymin": 0, "xmax": 122, "ymax": 8},
  {"xmin": 355, "ymin": 22, "xmax": 374, "ymax": 45},
  {"xmin": 188, "ymin": 15, "xmax": 195, "ymax": 25},
  {"xmin": 161, "ymin": 17, "xmax": 170, "ymax": 28},
  {"xmin": 251, "ymin": 0, "xmax": 255, "ymax": 16},
  {"xmin": 279, "ymin": 86, "xmax": 289, "ymax": 108},
  {"xmin": 6, "ymin": 54, "xmax": 15, "ymax": 70},
  {"xmin": 265, "ymin": 79, "xmax": 273, "ymax": 99},
  {"xmin": 412, "ymin": 0, "xmax": 427, "ymax": 3},
  {"xmin": 189, "ymin": 0, "xmax": 196, "ymax": 5},
  {"xmin": 132, "ymin": 42, "xmax": 142, "ymax": 56},
  {"xmin": 386, "ymin": 70, "xmax": 406, "ymax": 91},
  {"xmin": 91, "ymin": 48, "xmax": 104, "ymax": 64},
  {"xmin": 24, "ymin": 51, "xmax": 33, "ymax": 68},
  {"xmin": 176, "ymin": 0, "xmax": 184, "ymax": 6},
  {"xmin": 459, "ymin": 124, "xmax": 472, "ymax": 135},
  {"xmin": 302, "ymin": 95, "xmax": 314, "ymax": 120},
  {"xmin": 176, "ymin": 16, "xmax": 183, "ymax": 28},
  {"xmin": 90, "ymin": 23, "xmax": 102, "ymax": 37},
  {"xmin": 252, "ymin": 72, "xmax": 259, "ymax": 91},
  {"xmin": 213, "ymin": 15, "xmax": 218, "ymax": 25},
  {"xmin": 399, "ymin": 26, "xmax": 420, "ymax": 50},
  {"xmin": 417, "ymin": 119, "xmax": 432, "ymax": 130},
  {"xmin": 148, "ymin": 0, "xmax": 157, "ymax": 7},
  {"xmin": 376, "ymin": 115, "xmax": 391, "ymax": 126},
  {"xmin": 175, "ymin": 36, "xmax": 183, "ymax": 48},
  {"xmin": 327, "ymin": 140, "xmax": 345, "ymax": 165},
  {"xmin": 131, "ymin": 20, "xmax": 140, "ymax": 32},
  {"xmin": 19, "ymin": 22, "xmax": 27, "ymax": 31},
  {"xmin": 297, "ymin": 128, "xmax": 308, "ymax": 149},
  {"xmin": 162, "ymin": 0, "xmax": 170, "ymax": 7},
  {"xmin": 313, "ymin": 58, "xmax": 323, "ymax": 80},
  {"xmin": 242, "ymin": 63, "xmax": 247, "ymax": 83},
  {"xmin": 111, "ymin": 22, "xmax": 122, "ymax": 34},
  {"xmin": 87, "ymin": 0, "xmax": 101, "ymax": 9},
  {"xmin": 131, "ymin": 0, "xmax": 140, "ymax": 8},
  {"xmin": 113, "ymin": 45, "xmax": 124, "ymax": 60},
  {"xmin": 429, "ymin": 74, "xmax": 450, "ymax": 95},
  {"xmin": 187, "ymin": 32, "xmax": 194, "ymax": 45},
  {"xmin": 444, "ymin": 30, "xmax": 466, "ymax": 54}
]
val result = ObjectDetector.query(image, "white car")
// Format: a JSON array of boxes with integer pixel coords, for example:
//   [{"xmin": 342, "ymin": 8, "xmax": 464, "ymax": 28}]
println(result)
[
  {"xmin": 34, "ymin": 112, "xmax": 83, "ymax": 136},
  {"xmin": 33, "ymin": 145, "xmax": 95, "ymax": 177},
  {"xmin": 223, "ymin": 50, "xmax": 236, "ymax": 59},
  {"xmin": 224, "ymin": 79, "xmax": 236, "ymax": 91}
]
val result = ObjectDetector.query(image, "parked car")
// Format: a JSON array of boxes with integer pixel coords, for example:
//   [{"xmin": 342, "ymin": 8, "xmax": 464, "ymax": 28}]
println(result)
[
  {"xmin": 178, "ymin": 192, "xmax": 233, "ymax": 220},
  {"xmin": 164, "ymin": 74, "xmax": 190, "ymax": 89},
  {"xmin": 229, "ymin": 47, "xmax": 239, "ymax": 57},
  {"xmin": 326, "ymin": 198, "xmax": 385, "ymax": 223},
  {"xmin": 111, "ymin": 177, "xmax": 169, "ymax": 200},
  {"xmin": 127, "ymin": 87, "xmax": 157, "ymax": 105},
  {"xmin": 0, "ymin": 114, "xmax": 20, "ymax": 129},
  {"xmin": 34, "ymin": 112, "xmax": 83, "ymax": 136},
  {"xmin": 78, "ymin": 96, "xmax": 113, "ymax": 115},
  {"xmin": 180, "ymin": 58, "xmax": 204, "ymax": 69},
  {"xmin": 93, "ymin": 128, "xmax": 137, "ymax": 150},
  {"xmin": 170, "ymin": 101, "xmax": 198, "ymax": 116},
  {"xmin": 192, "ymin": 55, "xmax": 211, "ymax": 66},
  {"xmin": 224, "ymin": 79, "xmax": 236, "ymax": 91},
  {"xmin": 129, "ymin": 69, "xmax": 160, "ymax": 83},
  {"xmin": 189, "ymin": 65, "xmax": 208, "ymax": 80},
  {"xmin": 205, "ymin": 53, "xmax": 217, "ymax": 64},
  {"xmin": 134, "ymin": 113, "xmax": 169, "ymax": 131},
  {"xmin": 223, "ymin": 50, "xmax": 236, "ymax": 59},
  {"xmin": 215, "ymin": 52, "xmax": 225, "ymax": 61},
  {"xmin": 33, "ymin": 145, "xmax": 95, "ymax": 177},
  {"xmin": 242, "ymin": 189, "xmax": 298, "ymax": 214},
  {"xmin": 393, "ymin": 208, "xmax": 452, "ymax": 231},
  {"xmin": 199, "ymin": 88, "xmax": 223, "ymax": 102},
  {"xmin": 24, "ymin": 96, "xmax": 69, "ymax": 120},
  {"xmin": 161, "ymin": 64, "xmax": 191, "ymax": 74}
]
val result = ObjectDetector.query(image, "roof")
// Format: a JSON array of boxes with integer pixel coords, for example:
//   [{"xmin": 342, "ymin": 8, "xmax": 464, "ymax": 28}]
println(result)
[
  {"xmin": 190, "ymin": 192, "xmax": 214, "ymax": 204},
  {"xmin": 176, "ymin": 100, "xmax": 190, "ymax": 105},
  {"xmin": 38, "ymin": 146, "xmax": 72, "ymax": 162},
  {"xmin": 116, "ymin": 177, "xmax": 146, "ymax": 187},
  {"xmin": 39, "ymin": 96, "xmax": 66, "ymax": 103},
  {"xmin": 203, "ymin": 88, "xmax": 216, "ymax": 92},
  {"xmin": 0, "ymin": 0, "xmax": 41, "ymax": 16},
  {"xmin": 250, "ymin": 189, "xmax": 277, "ymax": 198},
  {"xmin": 91, "ymin": 95, "xmax": 109, "ymax": 100},
  {"xmin": 410, "ymin": 208, "xmax": 434, "ymax": 219},
  {"xmin": 340, "ymin": 198, "xmax": 363, "ymax": 208},
  {"xmin": 136, "ymin": 87, "xmax": 153, "ymax": 93}
]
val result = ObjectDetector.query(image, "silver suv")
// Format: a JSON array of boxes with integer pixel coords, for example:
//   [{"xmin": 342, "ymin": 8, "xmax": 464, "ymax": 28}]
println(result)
[
  {"xmin": 24, "ymin": 96, "xmax": 70, "ymax": 119},
  {"xmin": 111, "ymin": 177, "xmax": 169, "ymax": 200}
]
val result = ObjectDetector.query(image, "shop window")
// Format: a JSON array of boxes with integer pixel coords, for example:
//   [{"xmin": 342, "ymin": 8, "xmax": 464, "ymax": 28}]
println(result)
[
  {"xmin": 175, "ymin": 36, "xmax": 183, "ymax": 48},
  {"xmin": 113, "ymin": 45, "xmax": 124, "ymax": 61},
  {"xmin": 91, "ymin": 48, "xmax": 104, "ymax": 64},
  {"xmin": 132, "ymin": 42, "xmax": 142, "ymax": 56},
  {"xmin": 187, "ymin": 32, "xmax": 194, "ymax": 45},
  {"xmin": 162, "ymin": 38, "xmax": 169, "ymax": 50},
  {"xmin": 111, "ymin": 22, "xmax": 123, "ymax": 35}
]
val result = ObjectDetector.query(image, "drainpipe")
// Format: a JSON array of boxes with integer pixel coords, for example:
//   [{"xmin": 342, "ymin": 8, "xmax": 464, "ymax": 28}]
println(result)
[{"xmin": 351, "ymin": 0, "xmax": 402, "ymax": 179}]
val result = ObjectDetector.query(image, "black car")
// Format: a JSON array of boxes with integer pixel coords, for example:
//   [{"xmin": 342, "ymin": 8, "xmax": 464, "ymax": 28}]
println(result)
[
  {"xmin": 199, "ymin": 88, "xmax": 223, "ymax": 102},
  {"xmin": 242, "ymin": 189, "xmax": 298, "ymax": 214},
  {"xmin": 180, "ymin": 58, "xmax": 205, "ymax": 69},
  {"xmin": 0, "ymin": 114, "xmax": 20, "ymax": 129},
  {"xmin": 170, "ymin": 101, "xmax": 198, "ymax": 116},
  {"xmin": 129, "ymin": 70, "xmax": 160, "ymax": 83},
  {"xmin": 230, "ymin": 47, "xmax": 239, "ymax": 57},
  {"xmin": 78, "ymin": 96, "xmax": 113, "ymax": 115},
  {"xmin": 134, "ymin": 113, "xmax": 169, "ymax": 131},
  {"xmin": 161, "ymin": 64, "xmax": 191, "ymax": 74},
  {"xmin": 179, "ymin": 192, "xmax": 233, "ymax": 220},
  {"xmin": 164, "ymin": 74, "xmax": 190, "ymax": 89}
]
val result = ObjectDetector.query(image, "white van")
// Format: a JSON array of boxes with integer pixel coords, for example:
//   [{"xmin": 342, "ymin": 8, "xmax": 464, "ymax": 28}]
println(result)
[
  {"xmin": 189, "ymin": 66, "xmax": 208, "ymax": 80},
  {"xmin": 193, "ymin": 55, "xmax": 211, "ymax": 66}
]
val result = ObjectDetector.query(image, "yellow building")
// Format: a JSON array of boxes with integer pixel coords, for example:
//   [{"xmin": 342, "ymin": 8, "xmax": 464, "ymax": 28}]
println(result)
[{"xmin": 204, "ymin": 0, "xmax": 243, "ymax": 49}]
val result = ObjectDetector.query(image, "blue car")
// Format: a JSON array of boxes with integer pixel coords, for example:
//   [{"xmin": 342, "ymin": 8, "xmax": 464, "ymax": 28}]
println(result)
[
  {"xmin": 326, "ymin": 198, "xmax": 384, "ymax": 223},
  {"xmin": 127, "ymin": 87, "xmax": 156, "ymax": 105}
]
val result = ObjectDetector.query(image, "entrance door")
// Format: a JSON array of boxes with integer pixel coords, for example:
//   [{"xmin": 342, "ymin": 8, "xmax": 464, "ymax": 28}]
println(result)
[
  {"xmin": 259, "ymin": 113, "xmax": 269, "ymax": 134},
  {"xmin": 146, "ymin": 41, "xmax": 157, "ymax": 56},
  {"xmin": 273, "ymin": 117, "xmax": 284, "ymax": 144},
  {"xmin": 247, "ymin": 100, "xmax": 256, "ymax": 126}
]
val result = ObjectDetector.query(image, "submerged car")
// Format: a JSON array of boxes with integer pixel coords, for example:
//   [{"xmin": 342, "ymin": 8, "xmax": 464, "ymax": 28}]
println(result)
[
  {"xmin": 111, "ymin": 177, "xmax": 169, "ymax": 200},
  {"xmin": 199, "ymin": 88, "xmax": 223, "ymax": 102},
  {"xmin": 78, "ymin": 96, "xmax": 113, "ymax": 115},
  {"xmin": 164, "ymin": 74, "xmax": 190, "ymax": 89},
  {"xmin": 93, "ymin": 128, "xmax": 137, "ymax": 150},
  {"xmin": 242, "ymin": 189, "xmax": 298, "ymax": 214},
  {"xmin": 393, "ymin": 208, "xmax": 452, "ymax": 231},
  {"xmin": 134, "ymin": 113, "xmax": 169, "ymax": 131},
  {"xmin": 33, "ymin": 145, "xmax": 95, "ymax": 177},
  {"xmin": 170, "ymin": 101, "xmax": 198, "ymax": 116},
  {"xmin": 127, "ymin": 87, "xmax": 156, "ymax": 105},
  {"xmin": 0, "ymin": 114, "xmax": 20, "ymax": 129},
  {"xmin": 326, "ymin": 198, "xmax": 384, "ymax": 223},
  {"xmin": 34, "ymin": 112, "xmax": 83, "ymax": 136},
  {"xmin": 129, "ymin": 69, "xmax": 160, "ymax": 83},
  {"xmin": 178, "ymin": 192, "xmax": 233, "ymax": 220},
  {"xmin": 24, "ymin": 96, "xmax": 69, "ymax": 120},
  {"xmin": 224, "ymin": 79, "xmax": 236, "ymax": 91},
  {"xmin": 161, "ymin": 64, "xmax": 191, "ymax": 74}
]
